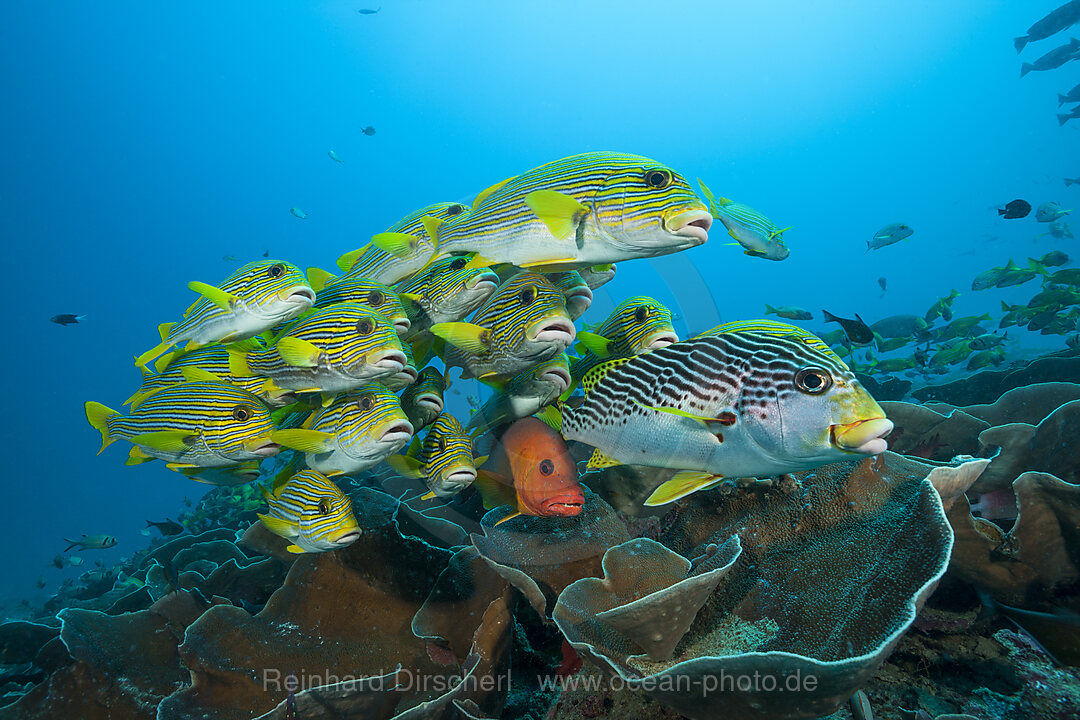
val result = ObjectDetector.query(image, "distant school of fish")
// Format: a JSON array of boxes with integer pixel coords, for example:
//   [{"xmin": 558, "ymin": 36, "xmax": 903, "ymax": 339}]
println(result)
[
  {"xmin": 1013, "ymin": 1, "xmax": 1080, "ymax": 125},
  {"xmin": 80, "ymin": 150, "xmax": 905, "ymax": 552}
]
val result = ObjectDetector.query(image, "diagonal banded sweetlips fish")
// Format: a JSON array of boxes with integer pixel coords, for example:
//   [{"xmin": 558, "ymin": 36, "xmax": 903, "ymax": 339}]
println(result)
[
  {"xmin": 270, "ymin": 385, "xmax": 413, "ymax": 477},
  {"xmin": 135, "ymin": 260, "xmax": 315, "ymax": 369},
  {"xmin": 432, "ymin": 271, "xmax": 575, "ymax": 380},
  {"xmin": 308, "ymin": 271, "xmax": 410, "ymax": 335},
  {"xmin": 418, "ymin": 152, "xmax": 712, "ymax": 271},
  {"xmin": 335, "ymin": 202, "xmax": 471, "ymax": 285},
  {"xmin": 400, "ymin": 366, "xmax": 446, "ymax": 432},
  {"xmin": 395, "ymin": 256, "xmax": 500, "ymax": 341},
  {"xmin": 258, "ymin": 469, "xmax": 361, "ymax": 554},
  {"xmin": 570, "ymin": 296, "xmax": 679, "ymax": 386},
  {"xmin": 386, "ymin": 413, "xmax": 484, "ymax": 499},
  {"xmin": 228, "ymin": 303, "xmax": 407, "ymax": 394},
  {"xmin": 698, "ymin": 180, "xmax": 790, "ymax": 261},
  {"xmin": 698, "ymin": 319, "xmax": 844, "ymax": 364},
  {"xmin": 85, "ymin": 382, "xmax": 279, "ymax": 468},
  {"xmin": 466, "ymin": 351, "xmax": 570, "ymax": 437},
  {"xmin": 556, "ymin": 333, "xmax": 893, "ymax": 505},
  {"xmin": 125, "ymin": 344, "xmax": 296, "ymax": 409}
]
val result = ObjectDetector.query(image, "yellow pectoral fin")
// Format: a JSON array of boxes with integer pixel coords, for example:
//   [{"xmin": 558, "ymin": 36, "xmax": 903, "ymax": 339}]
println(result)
[
  {"xmin": 157, "ymin": 322, "xmax": 176, "ymax": 341},
  {"xmin": 385, "ymin": 454, "xmax": 425, "ymax": 478},
  {"xmin": 179, "ymin": 367, "xmax": 223, "ymax": 384},
  {"xmin": 643, "ymin": 471, "xmax": 724, "ymax": 506},
  {"xmin": 524, "ymin": 189, "xmax": 588, "ymax": 241},
  {"xmin": 575, "ymin": 331, "xmax": 612, "ymax": 358},
  {"xmin": 275, "ymin": 336, "xmax": 321, "ymax": 367},
  {"xmin": 420, "ymin": 216, "xmax": 445, "ymax": 248},
  {"xmin": 130, "ymin": 430, "xmax": 197, "ymax": 453},
  {"xmin": 125, "ymin": 446, "xmax": 155, "ymax": 465},
  {"xmin": 632, "ymin": 401, "xmax": 716, "ymax": 425},
  {"xmin": 187, "ymin": 281, "xmax": 239, "ymax": 311},
  {"xmin": 586, "ymin": 448, "xmax": 622, "ymax": 470},
  {"xmin": 270, "ymin": 429, "xmax": 336, "ymax": 453},
  {"xmin": 472, "ymin": 455, "xmax": 489, "ymax": 466},
  {"xmin": 473, "ymin": 470, "xmax": 517, "ymax": 510},
  {"xmin": 257, "ymin": 513, "xmax": 298, "ymax": 538},
  {"xmin": 370, "ymin": 232, "xmax": 419, "ymax": 258},
  {"xmin": 464, "ymin": 254, "xmax": 497, "ymax": 270},
  {"xmin": 336, "ymin": 244, "xmax": 369, "ymax": 273},
  {"xmin": 135, "ymin": 340, "xmax": 174, "ymax": 370},
  {"xmin": 420, "ymin": 491, "xmax": 437, "ymax": 501},
  {"xmin": 227, "ymin": 349, "xmax": 254, "ymax": 377},
  {"xmin": 429, "ymin": 322, "xmax": 489, "ymax": 354},
  {"xmin": 472, "ymin": 176, "xmax": 514, "ymax": 208},
  {"xmin": 494, "ymin": 511, "xmax": 523, "ymax": 526},
  {"xmin": 534, "ymin": 405, "xmax": 563, "ymax": 432},
  {"xmin": 696, "ymin": 178, "xmax": 717, "ymax": 206},
  {"xmin": 305, "ymin": 267, "xmax": 335, "ymax": 292},
  {"xmin": 286, "ymin": 544, "xmax": 306, "ymax": 554}
]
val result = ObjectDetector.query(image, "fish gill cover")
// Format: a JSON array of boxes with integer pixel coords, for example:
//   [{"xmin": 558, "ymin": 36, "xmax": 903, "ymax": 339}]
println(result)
[{"xmin": 2, "ymin": 2, "xmax": 1080, "ymax": 719}]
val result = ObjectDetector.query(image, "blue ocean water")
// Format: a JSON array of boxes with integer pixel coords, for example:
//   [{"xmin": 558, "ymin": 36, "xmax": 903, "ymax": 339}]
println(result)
[{"xmin": 0, "ymin": 0, "xmax": 1075, "ymax": 622}]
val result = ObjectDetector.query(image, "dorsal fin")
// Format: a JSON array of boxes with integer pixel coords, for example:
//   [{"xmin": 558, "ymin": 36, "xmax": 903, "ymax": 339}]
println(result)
[
  {"xmin": 472, "ymin": 176, "xmax": 514, "ymax": 208},
  {"xmin": 581, "ymin": 357, "xmax": 633, "ymax": 395}
]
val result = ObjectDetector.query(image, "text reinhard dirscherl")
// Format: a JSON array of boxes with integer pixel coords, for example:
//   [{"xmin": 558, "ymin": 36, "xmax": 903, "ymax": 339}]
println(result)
[{"xmin": 262, "ymin": 668, "xmax": 819, "ymax": 697}]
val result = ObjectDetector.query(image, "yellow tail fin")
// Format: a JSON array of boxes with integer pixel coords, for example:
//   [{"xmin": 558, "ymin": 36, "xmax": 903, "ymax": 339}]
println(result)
[{"xmin": 84, "ymin": 401, "xmax": 120, "ymax": 454}]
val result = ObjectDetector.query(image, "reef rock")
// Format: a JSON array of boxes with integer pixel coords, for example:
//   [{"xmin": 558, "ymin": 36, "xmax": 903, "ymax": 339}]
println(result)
[
  {"xmin": 925, "ymin": 381, "xmax": 1080, "ymax": 427},
  {"xmin": 911, "ymin": 350, "xmax": 1080, "ymax": 405},
  {"xmin": 975, "ymin": 399, "xmax": 1080, "ymax": 491},
  {"xmin": 881, "ymin": 401, "xmax": 988, "ymax": 459}
]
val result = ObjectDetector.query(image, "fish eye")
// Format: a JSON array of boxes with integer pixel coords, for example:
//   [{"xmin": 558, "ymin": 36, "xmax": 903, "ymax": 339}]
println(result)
[
  {"xmin": 644, "ymin": 169, "xmax": 673, "ymax": 189},
  {"xmin": 794, "ymin": 367, "xmax": 832, "ymax": 394},
  {"xmin": 367, "ymin": 290, "xmax": 384, "ymax": 306},
  {"xmin": 358, "ymin": 395, "xmax": 374, "ymax": 412},
  {"xmin": 445, "ymin": 204, "xmax": 465, "ymax": 217},
  {"xmin": 356, "ymin": 318, "xmax": 375, "ymax": 335},
  {"xmin": 519, "ymin": 286, "xmax": 536, "ymax": 305},
  {"xmin": 268, "ymin": 264, "xmax": 285, "ymax": 278},
  {"xmin": 539, "ymin": 459, "xmax": 554, "ymax": 476},
  {"xmin": 634, "ymin": 306, "xmax": 650, "ymax": 323},
  {"xmin": 231, "ymin": 405, "xmax": 252, "ymax": 421},
  {"xmin": 436, "ymin": 437, "xmax": 447, "ymax": 453},
  {"xmin": 450, "ymin": 257, "xmax": 469, "ymax": 271},
  {"xmin": 317, "ymin": 500, "xmax": 331, "ymax": 515}
]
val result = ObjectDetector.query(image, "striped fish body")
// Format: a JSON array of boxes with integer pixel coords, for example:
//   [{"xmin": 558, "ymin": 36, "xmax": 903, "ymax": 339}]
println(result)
[
  {"xmin": 337, "ymin": 202, "xmax": 471, "ymax": 284},
  {"xmin": 438, "ymin": 272, "xmax": 576, "ymax": 380},
  {"xmin": 548, "ymin": 271, "xmax": 593, "ymax": 320},
  {"xmin": 699, "ymin": 320, "xmax": 844, "ymax": 365},
  {"xmin": 232, "ymin": 303, "xmax": 407, "ymax": 394},
  {"xmin": 395, "ymin": 257, "xmax": 499, "ymax": 340},
  {"xmin": 259, "ymin": 470, "xmax": 361, "ymax": 553},
  {"xmin": 137, "ymin": 260, "xmax": 315, "ymax": 367},
  {"xmin": 174, "ymin": 461, "xmax": 262, "ymax": 486},
  {"xmin": 577, "ymin": 263, "xmax": 616, "ymax": 291},
  {"xmin": 85, "ymin": 382, "xmax": 278, "ymax": 467},
  {"xmin": 699, "ymin": 181, "xmax": 789, "ymax": 261},
  {"xmin": 314, "ymin": 276, "xmax": 410, "ymax": 335},
  {"xmin": 400, "ymin": 367, "xmax": 445, "ymax": 432},
  {"xmin": 392, "ymin": 413, "xmax": 479, "ymax": 498},
  {"xmin": 467, "ymin": 351, "xmax": 571, "ymax": 436},
  {"xmin": 126, "ymin": 345, "xmax": 296, "ymax": 409},
  {"xmin": 560, "ymin": 333, "xmax": 892, "ymax": 478},
  {"xmin": 380, "ymin": 337, "xmax": 418, "ymax": 391},
  {"xmin": 274, "ymin": 387, "xmax": 413, "ymax": 476},
  {"xmin": 430, "ymin": 152, "xmax": 712, "ymax": 269},
  {"xmin": 570, "ymin": 296, "xmax": 678, "ymax": 383}
]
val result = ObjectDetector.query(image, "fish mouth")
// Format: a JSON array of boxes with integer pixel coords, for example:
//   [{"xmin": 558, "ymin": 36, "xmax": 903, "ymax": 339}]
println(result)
[
  {"xmin": 444, "ymin": 467, "xmax": 477, "ymax": 489},
  {"xmin": 390, "ymin": 366, "xmax": 419, "ymax": 387},
  {"xmin": 542, "ymin": 493, "xmax": 585, "ymax": 516},
  {"xmin": 332, "ymin": 530, "xmax": 362, "ymax": 546},
  {"xmin": 416, "ymin": 394, "xmax": 444, "ymax": 414},
  {"xmin": 665, "ymin": 209, "xmax": 713, "ymax": 244},
  {"xmin": 539, "ymin": 365, "xmax": 572, "ymax": 393},
  {"xmin": 282, "ymin": 286, "xmax": 317, "ymax": 305},
  {"xmin": 564, "ymin": 285, "xmax": 593, "ymax": 305},
  {"xmin": 372, "ymin": 350, "xmax": 408, "ymax": 372},
  {"xmin": 830, "ymin": 417, "xmax": 894, "ymax": 455},
  {"xmin": 641, "ymin": 330, "xmax": 678, "ymax": 351},
  {"xmin": 392, "ymin": 317, "xmax": 412, "ymax": 335},
  {"xmin": 379, "ymin": 420, "xmax": 414, "ymax": 445},
  {"xmin": 245, "ymin": 438, "xmax": 281, "ymax": 457},
  {"xmin": 466, "ymin": 271, "xmax": 499, "ymax": 292},
  {"xmin": 527, "ymin": 317, "xmax": 577, "ymax": 345}
]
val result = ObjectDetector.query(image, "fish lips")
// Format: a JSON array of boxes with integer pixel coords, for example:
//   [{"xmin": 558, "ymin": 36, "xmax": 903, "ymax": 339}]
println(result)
[
  {"xmin": 665, "ymin": 209, "xmax": 713, "ymax": 244},
  {"xmin": 414, "ymin": 393, "xmax": 444, "ymax": 415},
  {"xmin": 541, "ymin": 491, "xmax": 585, "ymax": 517},
  {"xmin": 331, "ymin": 529, "xmax": 362, "ymax": 546},
  {"xmin": 378, "ymin": 419, "xmax": 414, "ymax": 446},
  {"xmin": 442, "ymin": 467, "xmax": 477, "ymax": 490},
  {"xmin": 527, "ymin": 316, "xmax": 577, "ymax": 346},
  {"xmin": 538, "ymin": 364, "xmax": 572, "ymax": 394},
  {"xmin": 243, "ymin": 437, "xmax": 281, "ymax": 457},
  {"xmin": 640, "ymin": 330, "xmax": 678, "ymax": 351},
  {"xmin": 279, "ymin": 285, "xmax": 317, "ymax": 306},
  {"xmin": 830, "ymin": 417, "xmax": 894, "ymax": 455}
]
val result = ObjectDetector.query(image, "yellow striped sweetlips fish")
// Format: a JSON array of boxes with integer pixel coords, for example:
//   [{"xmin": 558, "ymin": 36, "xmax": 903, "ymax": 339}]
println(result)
[
  {"xmin": 698, "ymin": 319, "xmax": 844, "ymax": 365},
  {"xmin": 466, "ymin": 351, "xmax": 570, "ymax": 437},
  {"xmin": 270, "ymin": 386, "xmax": 413, "ymax": 477},
  {"xmin": 84, "ymin": 382, "xmax": 279, "ymax": 468},
  {"xmin": 548, "ymin": 271, "xmax": 593, "ymax": 320},
  {"xmin": 257, "ymin": 470, "xmax": 361, "ymax": 554},
  {"xmin": 135, "ymin": 260, "xmax": 315, "ymax": 369},
  {"xmin": 555, "ymin": 333, "xmax": 893, "ymax": 506},
  {"xmin": 381, "ymin": 337, "xmax": 419, "ymax": 391},
  {"xmin": 335, "ymin": 202, "xmax": 471, "ymax": 285},
  {"xmin": 395, "ymin": 256, "xmax": 500, "ymax": 341},
  {"xmin": 698, "ymin": 179, "xmax": 790, "ymax": 261},
  {"xmin": 125, "ymin": 345, "xmax": 296, "ymax": 410},
  {"xmin": 399, "ymin": 367, "xmax": 445, "ymax": 432},
  {"xmin": 227, "ymin": 303, "xmax": 406, "ymax": 394},
  {"xmin": 386, "ymin": 413, "xmax": 485, "ymax": 499},
  {"xmin": 569, "ymin": 296, "xmax": 679, "ymax": 388},
  {"xmin": 578, "ymin": 263, "xmax": 616, "ymax": 290},
  {"xmin": 307, "ymin": 271, "xmax": 411, "ymax": 335},
  {"xmin": 418, "ymin": 152, "xmax": 712, "ymax": 271},
  {"xmin": 432, "ymin": 271, "xmax": 575, "ymax": 380}
]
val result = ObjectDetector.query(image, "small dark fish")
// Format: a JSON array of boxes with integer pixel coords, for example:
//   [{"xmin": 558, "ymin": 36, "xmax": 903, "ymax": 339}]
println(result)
[
  {"xmin": 263, "ymin": 248, "xmax": 270, "ymax": 257},
  {"xmin": 1060, "ymin": 82, "xmax": 1080, "ymax": 106},
  {"xmin": 1015, "ymin": 2, "xmax": 1080, "ymax": 53},
  {"xmin": 145, "ymin": 518, "xmax": 185, "ymax": 536},
  {"xmin": 222, "ymin": 255, "xmax": 239, "ymax": 261},
  {"xmin": 360, "ymin": 125, "xmax": 377, "ymax": 136},
  {"xmin": 159, "ymin": 558, "xmax": 180, "ymax": 595},
  {"xmin": 36, "ymin": 577, "xmax": 46, "ymax": 589},
  {"xmin": 50, "ymin": 314, "xmax": 86, "ymax": 326},
  {"xmin": 1020, "ymin": 37, "xmax": 1080, "ymax": 77},
  {"xmin": 877, "ymin": 277, "xmax": 887, "ymax": 292},
  {"xmin": 913, "ymin": 346, "xmax": 929, "ymax": 367},
  {"xmin": 1066, "ymin": 177, "xmax": 1080, "ymax": 187},
  {"xmin": 822, "ymin": 310, "xmax": 874, "ymax": 345},
  {"xmin": 357, "ymin": 7, "xmax": 380, "ymax": 14},
  {"xmin": 998, "ymin": 199, "xmax": 1031, "ymax": 219},
  {"xmin": 51, "ymin": 555, "xmax": 64, "ymax": 569},
  {"xmin": 1058, "ymin": 105, "xmax": 1080, "ymax": 125}
]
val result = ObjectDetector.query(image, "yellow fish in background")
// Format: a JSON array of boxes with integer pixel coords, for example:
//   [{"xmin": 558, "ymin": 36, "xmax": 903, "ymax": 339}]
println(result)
[
  {"xmin": 258, "ymin": 469, "xmax": 361, "ymax": 553},
  {"xmin": 416, "ymin": 152, "xmax": 712, "ymax": 271},
  {"xmin": 386, "ymin": 413, "xmax": 485, "ymax": 499},
  {"xmin": 399, "ymin": 366, "xmax": 446, "ymax": 433},
  {"xmin": 569, "ymin": 296, "xmax": 678, "ymax": 392},
  {"xmin": 134, "ymin": 260, "xmax": 315, "ymax": 369},
  {"xmin": 307, "ymin": 270, "xmax": 411, "ymax": 336}
]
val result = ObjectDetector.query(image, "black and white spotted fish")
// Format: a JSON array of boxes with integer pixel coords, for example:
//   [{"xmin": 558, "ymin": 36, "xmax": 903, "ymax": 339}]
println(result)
[{"xmin": 556, "ymin": 333, "xmax": 892, "ymax": 505}]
